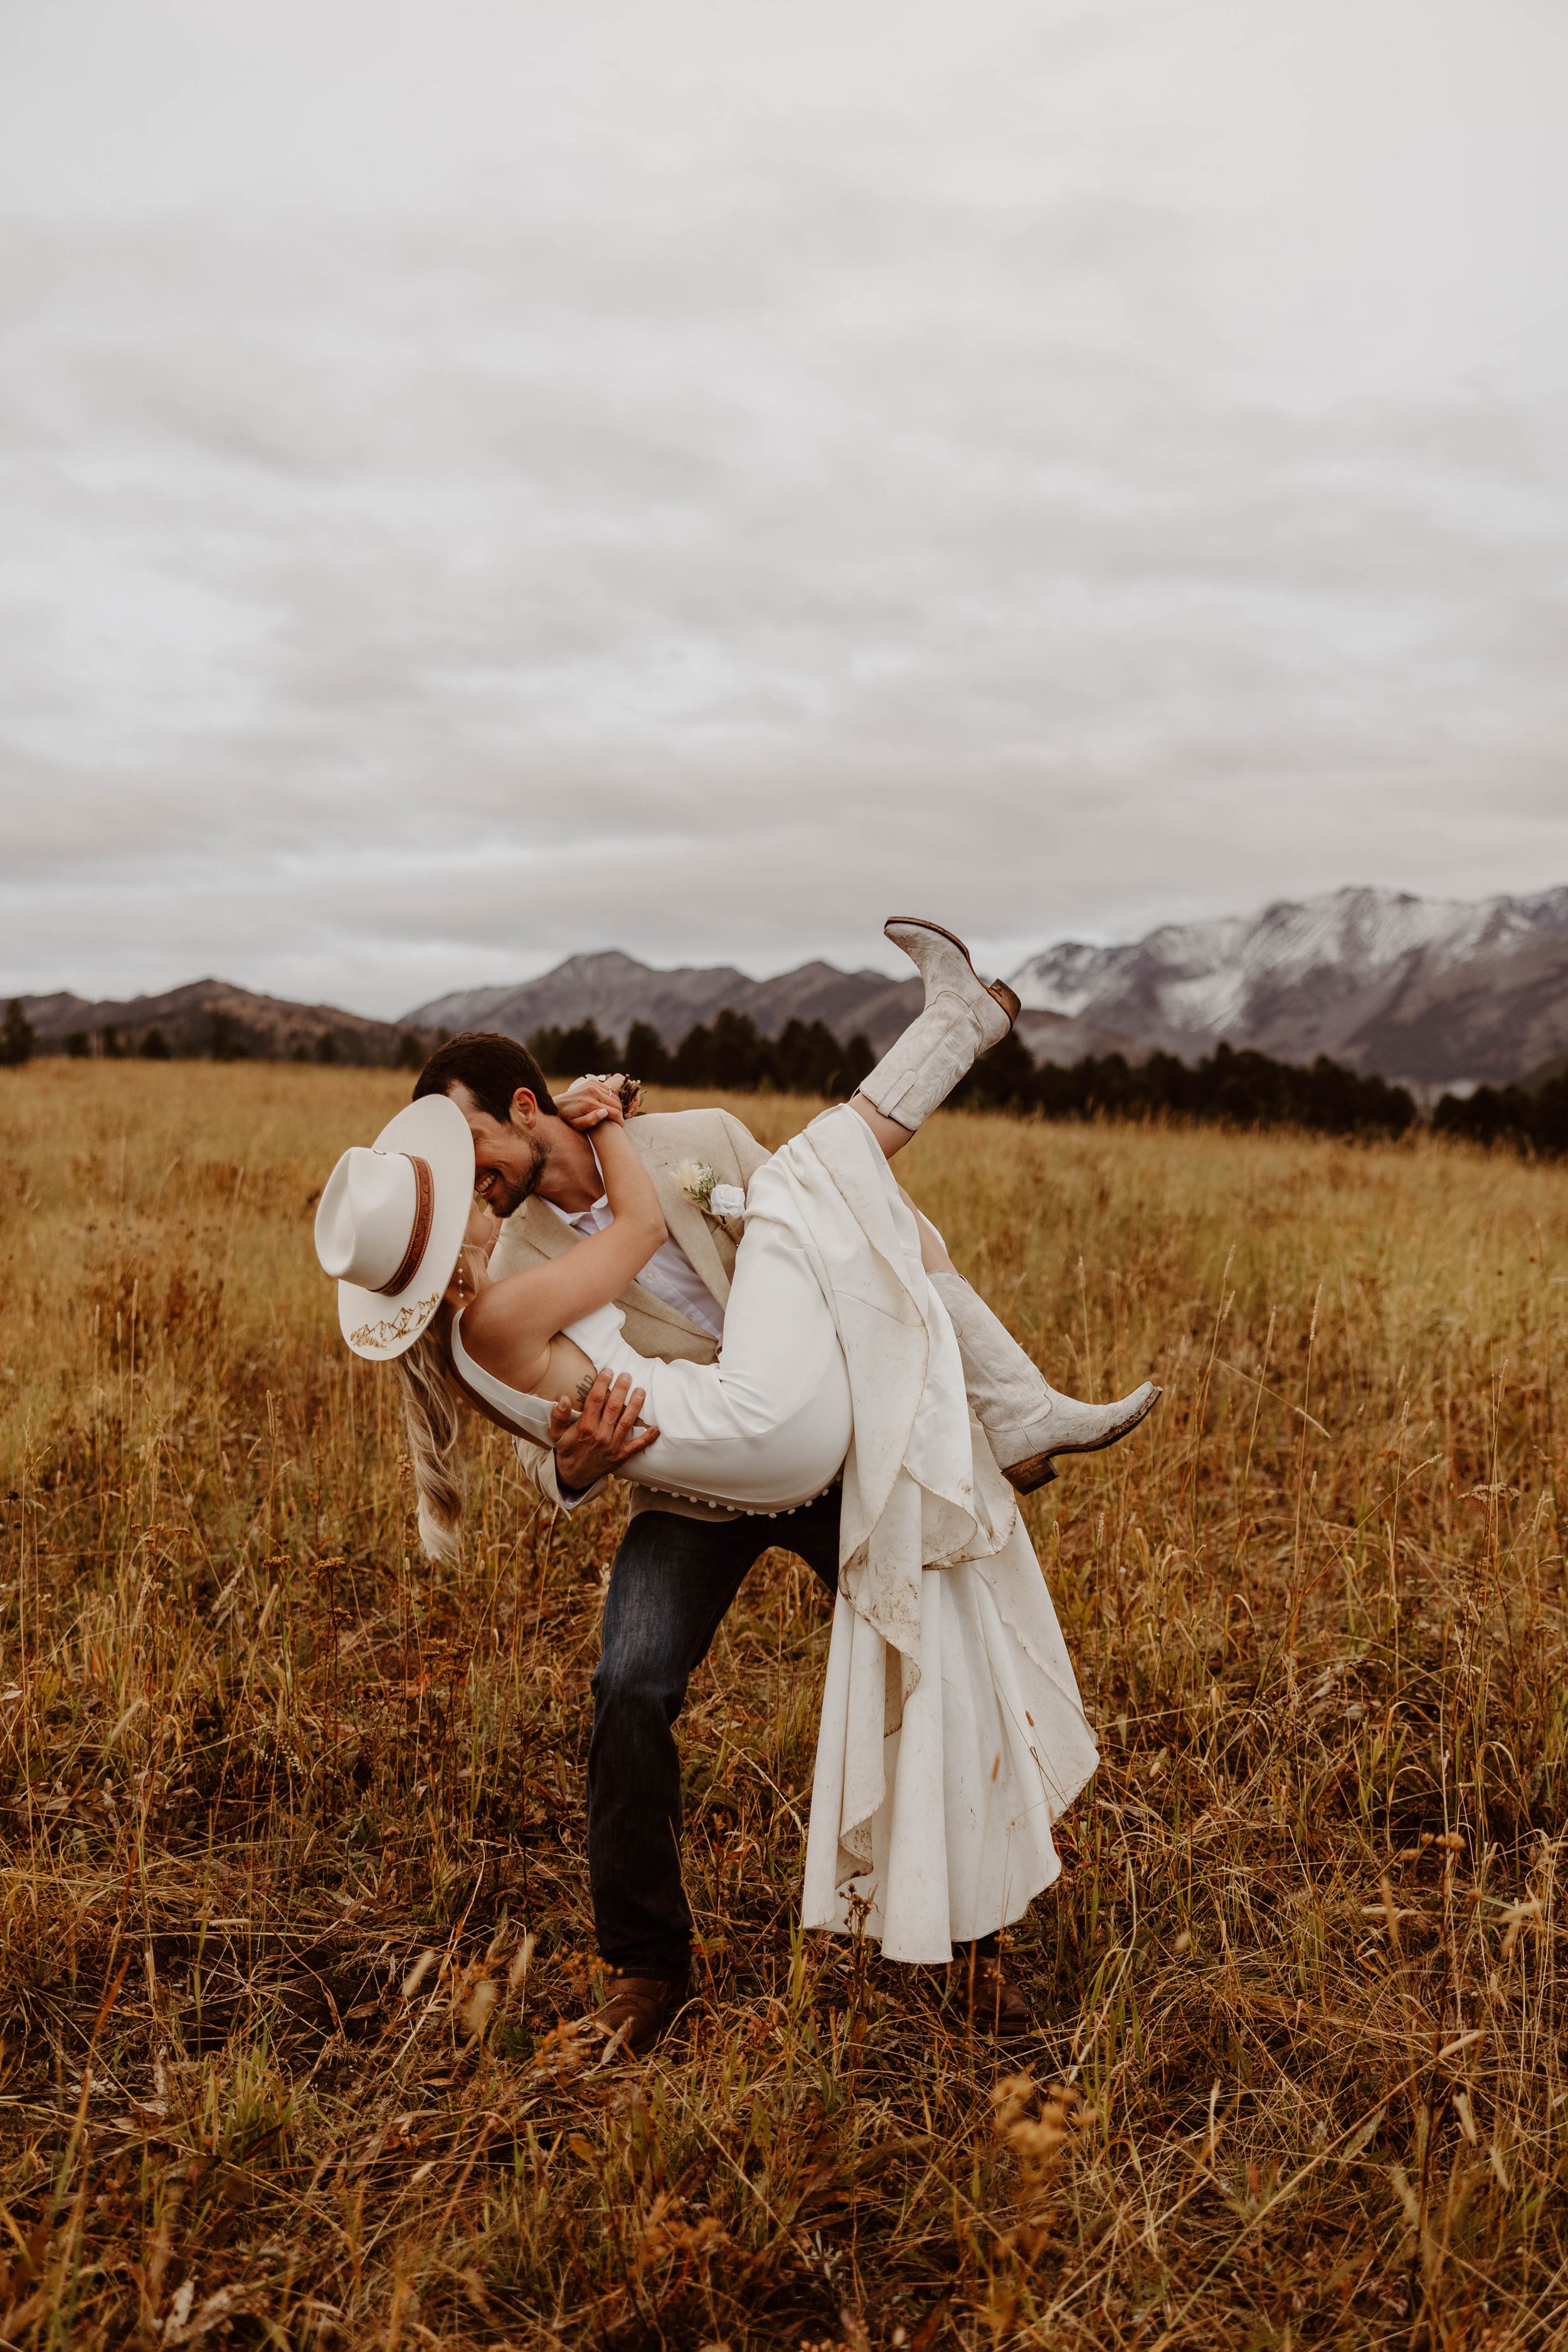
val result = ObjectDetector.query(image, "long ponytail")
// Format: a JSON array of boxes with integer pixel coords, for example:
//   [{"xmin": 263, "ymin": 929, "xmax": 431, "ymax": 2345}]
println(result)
[{"xmin": 396, "ymin": 1322, "xmax": 467, "ymax": 1561}]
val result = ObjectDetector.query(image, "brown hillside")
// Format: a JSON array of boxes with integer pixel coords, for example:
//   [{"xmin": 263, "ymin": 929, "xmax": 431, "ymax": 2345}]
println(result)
[{"xmin": 19, "ymin": 977, "xmax": 420, "ymax": 1064}]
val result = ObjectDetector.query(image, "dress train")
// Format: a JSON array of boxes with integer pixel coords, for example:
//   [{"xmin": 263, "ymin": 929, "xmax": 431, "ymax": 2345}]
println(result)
[{"xmin": 751, "ymin": 1104, "xmax": 1099, "ymax": 1962}]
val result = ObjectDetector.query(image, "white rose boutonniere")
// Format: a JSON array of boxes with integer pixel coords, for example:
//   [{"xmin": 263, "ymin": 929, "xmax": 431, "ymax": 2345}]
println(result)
[{"xmin": 673, "ymin": 1160, "xmax": 748, "ymax": 1221}]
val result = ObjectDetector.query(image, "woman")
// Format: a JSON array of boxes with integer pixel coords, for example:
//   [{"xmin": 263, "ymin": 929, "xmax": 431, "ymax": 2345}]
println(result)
[{"xmin": 315, "ymin": 919, "xmax": 1158, "ymax": 1964}]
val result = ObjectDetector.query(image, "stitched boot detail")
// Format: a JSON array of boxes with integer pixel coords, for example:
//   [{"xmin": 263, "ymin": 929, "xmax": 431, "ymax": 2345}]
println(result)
[{"xmin": 856, "ymin": 918, "xmax": 1016, "ymax": 1134}]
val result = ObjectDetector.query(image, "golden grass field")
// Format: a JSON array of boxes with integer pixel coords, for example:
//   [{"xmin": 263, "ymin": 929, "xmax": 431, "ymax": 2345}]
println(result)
[{"xmin": 3, "ymin": 1058, "xmax": 1567, "ymax": 2349}]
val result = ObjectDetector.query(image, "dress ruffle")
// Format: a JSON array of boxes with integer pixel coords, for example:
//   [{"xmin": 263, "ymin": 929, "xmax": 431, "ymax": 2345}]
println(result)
[{"xmin": 753, "ymin": 1106, "xmax": 1099, "ymax": 1963}]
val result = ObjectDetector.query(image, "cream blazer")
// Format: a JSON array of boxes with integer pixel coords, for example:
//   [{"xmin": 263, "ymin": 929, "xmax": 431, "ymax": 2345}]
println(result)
[{"xmin": 486, "ymin": 1106, "xmax": 771, "ymax": 1521}]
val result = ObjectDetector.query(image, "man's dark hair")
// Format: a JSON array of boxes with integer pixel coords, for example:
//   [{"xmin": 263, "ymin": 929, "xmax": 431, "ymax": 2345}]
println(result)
[{"xmin": 412, "ymin": 1030, "xmax": 559, "ymax": 1123}]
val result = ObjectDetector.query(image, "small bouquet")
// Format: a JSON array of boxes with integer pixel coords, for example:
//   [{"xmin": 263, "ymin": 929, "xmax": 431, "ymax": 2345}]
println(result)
[{"xmin": 674, "ymin": 1160, "xmax": 747, "ymax": 1222}]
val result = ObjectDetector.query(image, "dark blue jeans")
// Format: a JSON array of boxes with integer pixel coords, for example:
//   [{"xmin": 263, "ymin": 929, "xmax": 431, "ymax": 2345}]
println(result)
[{"xmin": 587, "ymin": 1488, "xmax": 841, "ymax": 1976}]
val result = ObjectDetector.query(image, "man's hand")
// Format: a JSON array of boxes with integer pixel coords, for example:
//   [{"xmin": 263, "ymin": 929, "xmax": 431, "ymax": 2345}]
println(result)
[{"xmin": 551, "ymin": 1369, "xmax": 660, "ymax": 1491}]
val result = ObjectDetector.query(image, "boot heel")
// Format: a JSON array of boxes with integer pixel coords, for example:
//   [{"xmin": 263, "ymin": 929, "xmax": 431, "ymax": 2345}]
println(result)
[{"xmin": 1002, "ymin": 1453, "xmax": 1058, "ymax": 1494}]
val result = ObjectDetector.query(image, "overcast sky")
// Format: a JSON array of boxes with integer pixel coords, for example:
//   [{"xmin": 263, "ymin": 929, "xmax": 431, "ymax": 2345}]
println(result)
[{"xmin": 3, "ymin": 0, "xmax": 1565, "ymax": 1017}]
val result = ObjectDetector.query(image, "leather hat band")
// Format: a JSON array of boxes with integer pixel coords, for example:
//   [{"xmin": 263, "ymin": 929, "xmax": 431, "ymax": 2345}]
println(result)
[{"xmin": 375, "ymin": 1155, "xmax": 435, "ymax": 1296}]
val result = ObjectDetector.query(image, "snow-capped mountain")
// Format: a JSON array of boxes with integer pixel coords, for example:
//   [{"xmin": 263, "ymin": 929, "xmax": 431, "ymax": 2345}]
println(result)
[{"xmin": 1009, "ymin": 886, "xmax": 1568, "ymax": 1086}]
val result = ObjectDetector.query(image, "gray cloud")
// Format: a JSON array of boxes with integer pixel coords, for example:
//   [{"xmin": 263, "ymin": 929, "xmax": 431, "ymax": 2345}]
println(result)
[{"xmin": 2, "ymin": 0, "xmax": 1566, "ymax": 1013}]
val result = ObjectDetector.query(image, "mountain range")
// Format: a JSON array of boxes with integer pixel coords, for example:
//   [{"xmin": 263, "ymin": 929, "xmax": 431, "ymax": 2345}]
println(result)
[
  {"xmin": 16, "ymin": 978, "xmax": 411, "ymax": 1064},
  {"xmin": 403, "ymin": 887, "xmax": 1568, "ymax": 1088},
  {"xmin": 405, "ymin": 949, "xmax": 1135, "ymax": 1067},
  {"xmin": 1010, "ymin": 886, "xmax": 1568, "ymax": 1086},
  {"xmin": 16, "ymin": 884, "xmax": 1568, "ymax": 1089},
  {"xmin": 407, "ymin": 951, "xmax": 926, "ymax": 1061}
]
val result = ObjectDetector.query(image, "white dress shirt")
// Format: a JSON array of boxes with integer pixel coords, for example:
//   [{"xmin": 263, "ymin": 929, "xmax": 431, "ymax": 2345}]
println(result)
[{"xmin": 544, "ymin": 1143, "xmax": 726, "ymax": 1341}]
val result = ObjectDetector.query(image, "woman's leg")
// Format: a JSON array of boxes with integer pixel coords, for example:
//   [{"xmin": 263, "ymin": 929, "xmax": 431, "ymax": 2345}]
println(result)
[
  {"xmin": 900, "ymin": 1186, "xmax": 1162, "ymax": 1495},
  {"xmin": 852, "ymin": 1095, "xmax": 921, "ymax": 1161},
  {"xmin": 901, "ymin": 1187, "xmax": 955, "ymax": 1272},
  {"xmin": 846, "ymin": 921, "xmax": 1161, "ymax": 1489}
]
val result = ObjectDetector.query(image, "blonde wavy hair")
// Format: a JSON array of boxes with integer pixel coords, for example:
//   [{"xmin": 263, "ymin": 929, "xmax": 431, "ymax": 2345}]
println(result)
[{"xmin": 395, "ymin": 1316, "xmax": 469, "ymax": 1562}]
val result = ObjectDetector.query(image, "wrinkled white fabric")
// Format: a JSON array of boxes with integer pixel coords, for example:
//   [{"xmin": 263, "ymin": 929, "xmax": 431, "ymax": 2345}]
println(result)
[{"xmin": 750, "ymin": 1106, "xmax": 1099, "ymax": 1962}]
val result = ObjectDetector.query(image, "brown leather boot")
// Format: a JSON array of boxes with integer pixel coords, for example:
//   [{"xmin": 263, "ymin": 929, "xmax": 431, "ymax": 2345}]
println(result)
[
  {"xmin": 579, "ymin": 1969, "xmax": 689, "ymax": 2058},
  {"xmin": 952, "ymin": 1951, "xmax": 1031, "ymax": 2037}
]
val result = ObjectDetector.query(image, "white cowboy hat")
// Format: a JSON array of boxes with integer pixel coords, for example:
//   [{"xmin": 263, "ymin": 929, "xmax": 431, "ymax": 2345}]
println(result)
[{"xmin": 314, "ymin": 1094, "xmax": 474, "ymax": 1361}]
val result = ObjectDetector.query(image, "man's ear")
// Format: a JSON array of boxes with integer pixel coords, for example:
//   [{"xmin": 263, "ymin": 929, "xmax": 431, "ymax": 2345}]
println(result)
[{"xmin": 509, "ymin": 1088, "xmax": 540, "ymax": 1131}]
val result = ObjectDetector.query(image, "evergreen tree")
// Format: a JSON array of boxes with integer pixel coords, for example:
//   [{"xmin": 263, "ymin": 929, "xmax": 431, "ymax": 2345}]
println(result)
[
  {"xmin": 0, "ymin": 1000, "xmax": 34, "ymax": 1067},
  {"xmin": 1434, "ymin": 1075, "xmax": 1568, "ymax": 1158},
  {"xmin": 835, "ymin": 1033, "xmax": 876, "ymax": 1098},
  {"xmin": 949, "ymin": 1030, "xmax": 1036, "ymax": 1111},
  {"xmin": 527, "ymin": 1020, "xmax": 621, "ymax": 1078},
  {"xmin": 708, "ymin": 1009, "xmax": 770, "ymax": 1091},
  {"xmin": 670, "ymin": 1021, "xmax": 716, "ymax": 1087},
  {"xmin": 624, "ymin": 1020, "xmax": 673, "ymax": 1085},
  {"xmin": 775, "ymin": 1018, "xmax": 856, "ymax": 1095}
]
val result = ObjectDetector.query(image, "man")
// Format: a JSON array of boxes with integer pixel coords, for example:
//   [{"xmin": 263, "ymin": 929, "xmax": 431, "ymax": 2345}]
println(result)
[{"xmin": 413, "ymin": 1029, "xmax": 1134, "ymax": 2049}]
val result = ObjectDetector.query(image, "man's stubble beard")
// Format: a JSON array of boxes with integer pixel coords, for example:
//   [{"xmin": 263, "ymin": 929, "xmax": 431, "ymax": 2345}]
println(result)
[{"xmin": 490, "ymin": 1135, "xmax": 550, "ymax": 1220}]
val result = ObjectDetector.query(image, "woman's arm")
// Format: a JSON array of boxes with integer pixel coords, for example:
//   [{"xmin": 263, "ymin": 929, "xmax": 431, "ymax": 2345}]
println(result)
[{"xmin": 457, "ymin": 1116, "xmax": 667, "ymax": 1391}]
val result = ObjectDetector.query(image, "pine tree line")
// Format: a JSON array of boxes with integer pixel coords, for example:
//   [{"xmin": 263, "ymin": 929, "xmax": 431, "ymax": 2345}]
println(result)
[
  {"xmin": 531, "ymin": 1010, "xmax": 1568, "ymax": 1155},
  {"xmin": 527, "ymin": 1012, "xmax": 877, "ymax": 1101},
  {"xmin": 7, "ymin": 985, "xmax": 1565, "ymax": 1157},
  {"xmin": 1431, "ymin": 1074, "xmax": 1568, "ymax": 1158},
  {"xmin": 529, "ymin": 1012, "xmax": 1422, "ymax": 1138},
  {"xmin": 948, "ymin": 1037, "xmax": 1422, "ymax": 1138}
]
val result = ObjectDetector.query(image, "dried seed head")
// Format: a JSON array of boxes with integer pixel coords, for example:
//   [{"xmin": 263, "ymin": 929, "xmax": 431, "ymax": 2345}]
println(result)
[
  {"xmin": 1500, "ymin": 1895, "xmax": 1543, "ymax": 1959},
  {"xmin": 401, "ymin": 1949, "xmax": 438, "ymax": 2000},
  {"xmin": 1389, "ymin": 2163, "xmax": 1421, "ymax": 2230},
  {"xmin": 1008, "ymin": 2116, "xmax": 1063, "ymax": 2157},
  {"xmin": 1379, "ymin": 1877, "xmax": 1402, "ymax": 1951},
  {"xmin": 460, "ymin": 1978, "xmax": 498, "ymax": 2040},
  {"xmin": 991, "ymin": 2074, "xmax": 1036, "ymax": 2133},
  {"xmin": 994, "ymin": 2078, "xmax": 1084, "ymax": 2183}
]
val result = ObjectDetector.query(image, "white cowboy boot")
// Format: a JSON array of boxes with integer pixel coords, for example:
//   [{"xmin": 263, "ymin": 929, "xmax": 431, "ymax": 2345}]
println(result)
[
  {"xmin": 930, "ymin": 1268, "xmax": 1161, "ymax": 1493},
  {"xmin": 857, "ymin": 918, "xmax": 1022, "ymax": 1133}
]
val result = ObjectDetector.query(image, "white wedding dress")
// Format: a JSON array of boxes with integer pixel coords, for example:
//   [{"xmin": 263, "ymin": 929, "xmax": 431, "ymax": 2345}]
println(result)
[{"xmin": 452, "ymin": 1103, "xmax": 1099, "ymax": 1963}]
